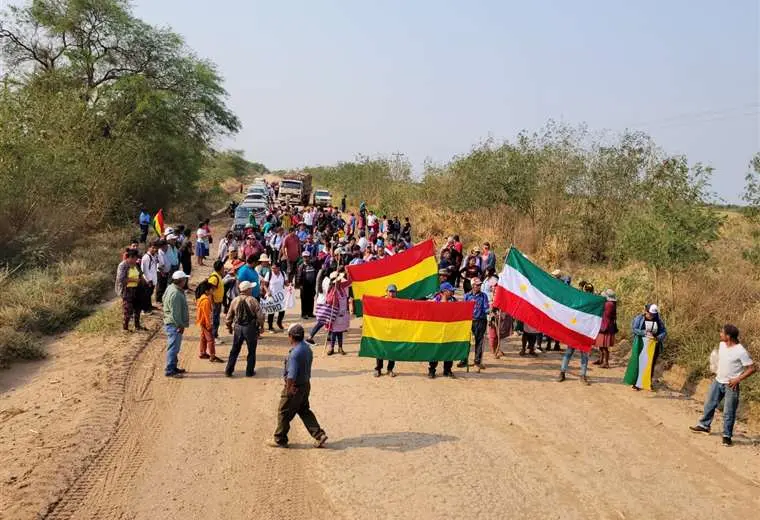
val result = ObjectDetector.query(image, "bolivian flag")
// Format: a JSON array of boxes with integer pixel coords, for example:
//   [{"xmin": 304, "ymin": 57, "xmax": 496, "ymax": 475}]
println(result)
[
  {"xmin": 347, "ymin": 239, "xmax": 438, "ymax": 316},
  {"xmin": 152, "ymin": 209, "xmax": 165, "ymax": 237},
  {"xmin": 359, "ymin": 295, "xmax": 475, "ymax": 361}
]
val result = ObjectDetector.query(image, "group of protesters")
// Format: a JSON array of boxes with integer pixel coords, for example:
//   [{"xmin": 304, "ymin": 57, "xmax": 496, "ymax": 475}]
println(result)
[{"xmin": 122, "ymin": 185, "xmax": 756, "ymax": 448}]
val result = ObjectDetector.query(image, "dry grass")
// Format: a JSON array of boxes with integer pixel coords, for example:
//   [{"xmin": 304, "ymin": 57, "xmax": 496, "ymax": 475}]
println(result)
[{"xmin": 0, "ymin": 229, "xmax": 131, "ymax": 367}]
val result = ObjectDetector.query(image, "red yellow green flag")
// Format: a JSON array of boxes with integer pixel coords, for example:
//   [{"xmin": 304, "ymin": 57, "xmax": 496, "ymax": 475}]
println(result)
[
  {"xmin": 152, "ymin": 209, "xmax": 165, "ymax": 237},
  {"xmin": 358, "ymin": 295, "xmax": 474, "ymax": 361}
]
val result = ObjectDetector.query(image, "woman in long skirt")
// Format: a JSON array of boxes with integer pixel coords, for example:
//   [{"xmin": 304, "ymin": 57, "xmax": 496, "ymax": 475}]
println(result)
[
  {"xmin": 326, "ymin": 272, "xmax": 351, "ymax": 356},
  {"xmin": 593, "ymin": 289, "xmax": 618, "ymax": 368},
  {"xmin": 623, "ymin": 304, "xmax": 667, "ymax": 391}
]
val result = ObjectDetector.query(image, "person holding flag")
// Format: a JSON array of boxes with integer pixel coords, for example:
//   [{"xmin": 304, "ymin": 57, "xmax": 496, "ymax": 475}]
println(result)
[{"xmin": 374, "ymin": 284, "xmax": 398, "ymax": 377}]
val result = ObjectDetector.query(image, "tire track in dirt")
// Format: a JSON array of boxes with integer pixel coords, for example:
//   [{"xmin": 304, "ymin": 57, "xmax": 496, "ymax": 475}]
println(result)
[{"xmin": 43, "ymin": 327, "xmax": 173, "ymax": 520}]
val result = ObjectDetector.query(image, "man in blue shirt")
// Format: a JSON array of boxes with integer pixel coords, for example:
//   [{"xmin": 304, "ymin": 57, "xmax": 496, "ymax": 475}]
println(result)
[
  {"xmin": 138, "ymin": 208, "xmax": 151, "ymax": 243},
  {"xmin": 463, "ymin": 278, "xmax": 489, "ymax": 371},
  {"xmin": 236, "ymin": 254, "xmax": 261, "ymax": 299},
  {"xmin": 270, "ymin": 324, "xmax": 327, "ymax": 448}
]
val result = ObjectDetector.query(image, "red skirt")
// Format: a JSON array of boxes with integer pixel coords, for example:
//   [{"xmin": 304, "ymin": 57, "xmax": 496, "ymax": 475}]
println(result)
[{"xmin": 595, "ymin": 332, "xmax": 616, "ymax": 347}]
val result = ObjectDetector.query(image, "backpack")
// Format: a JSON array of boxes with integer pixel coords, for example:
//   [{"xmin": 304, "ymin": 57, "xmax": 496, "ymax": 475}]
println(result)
[{"xmin": 236, "ymin": 297, "xmax": 255, "ymax": 327}]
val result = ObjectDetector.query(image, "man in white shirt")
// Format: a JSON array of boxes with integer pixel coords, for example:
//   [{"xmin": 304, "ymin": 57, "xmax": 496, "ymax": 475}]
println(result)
[
  {"xmin": 690, "ymin": 324, "xmax": 756, "ymax": 446},
  {"xmin": 357, "ymin": 231, "xmax": 368, "ymax": 253},
  {"xmin": 303, "ymin": 207, "xmax": 314, "ymax": 231}
]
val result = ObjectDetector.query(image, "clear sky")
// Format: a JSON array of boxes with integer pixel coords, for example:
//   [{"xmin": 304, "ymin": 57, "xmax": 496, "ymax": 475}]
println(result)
[{"xmin": 132, "ymin": 1, "xmax": 759, "ymax": 202}]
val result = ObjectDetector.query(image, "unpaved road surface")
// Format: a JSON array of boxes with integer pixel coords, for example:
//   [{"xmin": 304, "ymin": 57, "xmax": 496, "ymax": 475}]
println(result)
[{"xmin": 2, "ymin": 263, "xmax": 760, "ymax": 520}]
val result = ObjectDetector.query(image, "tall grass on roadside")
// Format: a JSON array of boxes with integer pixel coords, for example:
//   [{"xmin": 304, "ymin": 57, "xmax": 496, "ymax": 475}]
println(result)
[{"xmin": 0, "ymin": 229, "xmax": 131, "ymax": 367}]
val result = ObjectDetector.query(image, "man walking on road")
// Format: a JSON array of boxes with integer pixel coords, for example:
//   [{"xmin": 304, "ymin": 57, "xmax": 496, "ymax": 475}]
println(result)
[
  {"xmin": 225, "ymin": 281, "xmax": 265, "ymax": 377},
  {"xmin": 163, "ymin": 271, "xmax": 191, "ymax": 378},
  {"xmin": 269, "ymin": 324, "xmax": 328, "ymax": 448},
  {"xmin": 690, "ymin": 324, "xmax": 756, "ymax": 446}
]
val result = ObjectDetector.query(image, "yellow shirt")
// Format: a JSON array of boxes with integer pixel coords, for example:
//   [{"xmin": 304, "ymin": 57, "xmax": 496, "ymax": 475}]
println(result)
[
  {"xmin": 208, "ymin": 272, "xmax": 224, "ymax": 304},
  {"xmin": 126, "ymin": 266, "xmax": 140, "ymax": 288}
]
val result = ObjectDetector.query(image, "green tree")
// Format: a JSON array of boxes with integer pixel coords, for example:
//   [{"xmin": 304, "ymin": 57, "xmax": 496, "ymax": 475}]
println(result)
[
  {"xmin": 615, "ymin": 157, "xmax": 722, "ymax": 301},
  {"xmin": 0, "ymin": 0, "xmax": 240, "ymax": 264}
]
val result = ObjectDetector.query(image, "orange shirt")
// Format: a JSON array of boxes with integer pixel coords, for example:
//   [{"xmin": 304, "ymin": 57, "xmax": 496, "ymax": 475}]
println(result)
[{"xmin": 196, "ymin": 294, "xmax": 213, "ymax": 331}]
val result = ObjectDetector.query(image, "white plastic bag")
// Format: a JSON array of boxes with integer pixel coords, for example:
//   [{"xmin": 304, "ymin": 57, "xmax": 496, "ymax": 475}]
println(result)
[{"xmin": 283, "ymin": 287, "xmax": 295, "ymax": 310}]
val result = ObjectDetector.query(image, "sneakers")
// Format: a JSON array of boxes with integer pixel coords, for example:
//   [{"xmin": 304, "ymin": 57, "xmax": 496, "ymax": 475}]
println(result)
[
  {"xmin": 444, "ymin": 371, "xmax": 456, "ymax": 379},
  {"xmin": 165, "ymin": 371, "xmax": 184, "ymax": 378},
  {"xmin": 199, "ymin": 353, "xmax": 211, "ymax": 359},
  {"xmin": 689, "ymin": 425, "xmax": 710, "ymax": 434},
  {"xmin": 305, "ymin": 337, "xmax": 316, "ymax": 346},
  {"xmin": 456, "ymin": 361, "xmax": 467, "ymax": 368},
  {"xmin": 374, "ymin": 369, "xmax": 382, "ymax": 378},
  {"xmin": 722, "ymin": 437, "xmax": 733, "ymax": 447},
  {"xmin": 556, "ymin": 371, "xmax": 566, "ymax": 382},
  {"xmin": 314, "ymin": 432, "xmax": 328, "ymax": 448},
  {"xmin": 428, "ymin": 371, "xmax": 436, "ymax": 379},
  {"xmin": 209, "ymin": 356, "xmax": 225, "ymax": 363},
  {"xmin": 267, "ymin": 440, "xmax": 288, "ymax": 449},
  {"xmin": 580, "ymin": 375, "xmax": 591, "ymax": 386},
  {"xmin": 327, "ymin": 349, "xmax": 334, "ymax": 356},
  {"xmin": 338, "ymin": 348, "xmax": 346, "ymax": 355},
  {"xmin": 388, "ymin": 370, "xmax": 396, "ymax": 378}
]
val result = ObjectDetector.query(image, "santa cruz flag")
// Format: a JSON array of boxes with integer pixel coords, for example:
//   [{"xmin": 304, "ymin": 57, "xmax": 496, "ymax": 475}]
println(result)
[{"xmin": 493, "ymin": 247, "xmax": 606, "ymax": 351}]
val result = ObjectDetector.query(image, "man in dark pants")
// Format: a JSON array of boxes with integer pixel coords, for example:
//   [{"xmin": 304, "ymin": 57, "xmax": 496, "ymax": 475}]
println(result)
[
  {"xmin": 463, "ymin": 277, "xmax": 489, "ymax": 372},
  {"xmin": 295, "ymin": 251, "xmax": 317, "ymax": 318},
  {"xmin": 428, "ymin": 283, "xmax": 457, "ymax": 379},
  {"xmin": 269, "ymin": 324, "xmax": 328, "ymax": 448},
  {"xmin": 224, "ymin": 281, "xmax": 264, "ymax": 377},
  {"xmin": 375, "ymin": 284, "xmax": 398, "ymax": 377}
]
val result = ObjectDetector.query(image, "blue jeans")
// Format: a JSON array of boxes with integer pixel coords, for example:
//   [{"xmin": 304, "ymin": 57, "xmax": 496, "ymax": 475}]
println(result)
[
  {"xmin": 212, "ymin": 303, "xmax": 222, "ymax": 338},
  {"xmin": 698, "ymin": 380, "xmax": 740, "ymax": 438},
  {"xmin": 560, "ymin": 348, "xmax": 589, "ymax": 376},
  {"xmin": 165, "ymin": 324, "xmax": 183, "ymax": 374}
]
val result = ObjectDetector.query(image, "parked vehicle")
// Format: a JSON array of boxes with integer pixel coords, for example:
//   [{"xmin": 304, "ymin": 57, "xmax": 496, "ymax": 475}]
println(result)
[
  {"xmin": 231, "ymin": 205, "xmax": 253, "ymax": 234},
  {"xmin": 278, "ymin": 172, "xmax": 312, "ymax": 206},
  {"xmin": 312, "ymin": 189, "xmax": 332, "ymax": 208}
]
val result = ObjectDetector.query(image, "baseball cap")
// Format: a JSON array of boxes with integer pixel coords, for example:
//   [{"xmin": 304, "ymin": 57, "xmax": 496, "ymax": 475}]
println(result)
[
  {"xmin": 387, "ymin": 284, "xmax": 398, "ymax": 292},
  {"xmin": 471, "ymin": 278, "xmax": 483, "ymax": 286},
  {"xmin": 166, "ymin": 233, "xmax": 178, "ymax": 241},
  {"xmin": 440, "ymin": 282, "xmax": 454, "ymax": 292},
  {"xmin": 551, "ymin": 269, "xmax": 562, "ymax": 276},
  {"xmin": 239, "ymin": 280, "xmax": 257, "ymax": 292},
  {"xmin": 648, "ymin": 304, "xmax": 659, "ymax": 314},
  {"xmin": 172, "ymin": 271, "xmax": 190, "ymax": 281},
  {"xmin": 302, "ymin": 250, "xmax": 311, "ymax": 257}
]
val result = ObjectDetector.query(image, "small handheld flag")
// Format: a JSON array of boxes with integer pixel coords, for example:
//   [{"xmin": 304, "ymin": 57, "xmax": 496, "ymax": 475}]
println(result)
[{"xmin": 152, "ymin": 209, "xmax": 165, "ymax": 237}]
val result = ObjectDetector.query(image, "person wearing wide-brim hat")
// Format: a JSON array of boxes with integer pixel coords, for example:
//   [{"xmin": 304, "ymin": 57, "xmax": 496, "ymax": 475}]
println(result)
[
  {"xmin": 592, "ymin": 289, "xmax": 618, "ymax": 368},
  {"xmin": 325, "ymin": 270, "xmax": 351, "ymax": 356}
]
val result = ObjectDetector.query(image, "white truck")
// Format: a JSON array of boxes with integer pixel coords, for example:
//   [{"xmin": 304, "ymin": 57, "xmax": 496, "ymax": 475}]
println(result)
[{"xmin": 312, "ymin": 189, "xmax": 332, "ymax": 208}]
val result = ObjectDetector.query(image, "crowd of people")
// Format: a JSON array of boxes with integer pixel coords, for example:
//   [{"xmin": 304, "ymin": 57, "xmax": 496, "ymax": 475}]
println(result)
[{"xmin": 119, "ymin": 187, "xmax": 755, "ymax": 448}]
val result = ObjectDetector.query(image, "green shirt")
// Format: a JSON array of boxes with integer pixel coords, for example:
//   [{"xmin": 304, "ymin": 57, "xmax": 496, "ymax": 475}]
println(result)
[{"xmin": 162, "ymin": 283, "xmax": 190, "ymax": 328}]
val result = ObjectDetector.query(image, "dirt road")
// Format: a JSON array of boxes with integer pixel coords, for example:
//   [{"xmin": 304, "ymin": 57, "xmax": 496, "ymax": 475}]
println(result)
[{"xmin": 3, "ymin": 262, "xmax": 760, "ymax": 520}]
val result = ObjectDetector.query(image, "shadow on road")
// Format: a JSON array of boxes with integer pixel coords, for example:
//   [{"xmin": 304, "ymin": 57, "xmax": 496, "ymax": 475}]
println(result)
[{"xmin": 327, "ymin": 431, "xmax": 459, "ymax": 452}]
